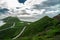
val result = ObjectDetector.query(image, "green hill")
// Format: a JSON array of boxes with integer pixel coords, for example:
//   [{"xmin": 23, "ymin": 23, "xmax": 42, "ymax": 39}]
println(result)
[
  {"xmin": 0, "ymin": 16, "xmax": 60, "ymax": 40},
  {"xmin": 53, "ymin": 14, "xmax": 60, "ymax": 21},
  {"xmin": 0, "ymin": 17, "xmax": 29, "ymax": 40},
  {"xmin": 16, "ymin": 16, "xmax": 60, "ymax": 40}
]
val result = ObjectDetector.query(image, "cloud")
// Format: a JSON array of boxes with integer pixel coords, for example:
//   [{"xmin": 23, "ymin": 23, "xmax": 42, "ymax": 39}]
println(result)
[
  {"xmin": 32, "ymin": 0, "xmax": 60, "ymax": 18},
  {"xmin": 0, "ymin": 20, "xmax": 6, "ymax": 26},
  {"xmin": 0, "ymin": 0, "xmax": 60, "ymax": 22},
  {"xmin": 33, "ymin": 0, "xmax": 60, "ymax": 9},
  {"xmin": 42, "ymin": 0, "xmax": 60, "ymax": 7},
  {"xmin": 0, "ymin": 8, "xmax": 9, "ymax": 14}
]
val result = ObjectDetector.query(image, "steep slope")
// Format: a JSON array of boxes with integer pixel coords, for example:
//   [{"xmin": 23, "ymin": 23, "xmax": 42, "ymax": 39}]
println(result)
[
  {"xmin": 16, "ymin": 16, "xmax": 60, "ymax": 40},
  {"xmin": 53, "ymin": 14, "xmax": 60, "ymax": 21},
  {"xmin": 0, "ymin": 16, "xmax": 60, "ymax": 40},
  {"xmin": 0, "ymin": 17, "xmax": 29, "ymax": 40},
  {"xmin": 21, "ymin": 16, "xmax": 53, "ymax": 36}
]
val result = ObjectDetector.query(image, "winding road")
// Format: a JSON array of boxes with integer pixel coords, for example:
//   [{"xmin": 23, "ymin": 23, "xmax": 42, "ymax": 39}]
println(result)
[
  {"xmin": 0, "ymin": 22, "xmax": 27, "ymax": 40},
  {"xmin": 12, "ymin": 26, "xmax": 27, "ymax": 40},
  {"xmin": 0, "ymin": 22, "xmax": 15, "ymax": 32}
]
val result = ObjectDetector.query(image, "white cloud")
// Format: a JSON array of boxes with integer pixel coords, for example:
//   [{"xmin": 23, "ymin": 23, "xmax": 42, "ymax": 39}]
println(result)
[
  {"xmin": 0, "ymin": 20, "xmax": 6, "ymax": 26},
  {"xmin": 32, "ymin": 0, "xmax": 60, "ymax": 17},
  {"xmin": 0, "ymin": 0, "xmax": 60, "ymax": 22}
]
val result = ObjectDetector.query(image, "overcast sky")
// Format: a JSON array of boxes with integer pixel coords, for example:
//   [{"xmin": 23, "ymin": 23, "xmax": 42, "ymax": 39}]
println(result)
[{"xmin": 0, "ymin": 0, "xmax": 60, "ymax": 22}]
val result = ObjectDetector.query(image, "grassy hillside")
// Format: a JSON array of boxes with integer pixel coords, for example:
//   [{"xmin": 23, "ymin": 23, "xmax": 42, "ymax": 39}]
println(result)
[
  {"xmin": 0, "ymin": 16, "xmax": 60, "ymax": 40},
  {"xmin": 0, "ymin": 17, "xmax": 29, "ymax": 40},
  {"xmin": 53, "ymin": 14, "xmax": 60, "ymax": 21},
  {"xmin": 16, "ymin": 16, "xmax": 60, "ymax": 40}
]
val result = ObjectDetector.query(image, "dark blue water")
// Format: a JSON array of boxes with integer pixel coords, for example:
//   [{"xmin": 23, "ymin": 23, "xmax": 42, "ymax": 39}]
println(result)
[{"xmin": 18, "ymin": 0, "xmax": 26, "ymax": 4}]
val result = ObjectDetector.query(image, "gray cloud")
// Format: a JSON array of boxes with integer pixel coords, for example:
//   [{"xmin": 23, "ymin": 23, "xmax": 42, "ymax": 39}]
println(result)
[
  {"xmin": 32, "ymin": 0, "xmax": 60, "ymax": 18},
  {"xmin": 0, "ymin": 8, "xmax": 9, "ymax": 14},
  {"xmin": 0, "ymin": 0, "xmax": 60, "ymax": 22},
  {"xmin": 33, "ymin": 0, "xmax": 60, "ymax": 9},
  {"xmin": 42, "ymin": 0, "xmax": 60, "ymax": 6}
]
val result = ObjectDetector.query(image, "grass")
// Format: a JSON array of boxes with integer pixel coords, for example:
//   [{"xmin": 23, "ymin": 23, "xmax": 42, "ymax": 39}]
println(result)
[{"xmin": 0, "ymin": 16, "xmax": 60, "ymax": 40}]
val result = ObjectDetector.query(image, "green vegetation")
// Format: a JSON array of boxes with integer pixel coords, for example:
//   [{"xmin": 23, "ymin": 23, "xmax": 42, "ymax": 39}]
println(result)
[
  {"xmin": 0, "ymin": 17, "xmax": 29, "ymax": 40},
  {"xmin": 16, "ymin": 16, "xmax": 60, "ymax": 40},
  {"xmin": 0, "ymin": 16, "xmax": 60, "ymax": 40}
]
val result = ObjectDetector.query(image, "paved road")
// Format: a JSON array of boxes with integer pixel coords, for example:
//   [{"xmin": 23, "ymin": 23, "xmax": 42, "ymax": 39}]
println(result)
[
  {"xmin": 12, "ymin": 26, "xmax": 27, "ymax": 40},
  {"xmin": 0, "ymin": 22, "xmax": 15, "ymax": 32}
]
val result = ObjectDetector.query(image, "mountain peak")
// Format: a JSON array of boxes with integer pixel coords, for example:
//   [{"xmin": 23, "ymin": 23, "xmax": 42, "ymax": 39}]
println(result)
[
  {"xmin": 2, "ymin": 16, "xmax": 20, "ymax": 22},
  {"xmin": 54, "ymin": 14, "xmax": 60, "ymax": 21}
]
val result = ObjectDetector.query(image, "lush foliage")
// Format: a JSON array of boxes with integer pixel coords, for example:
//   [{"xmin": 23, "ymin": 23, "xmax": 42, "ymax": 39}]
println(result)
[
  {"xmin": 0, "ymin": 16, "xmax": 60, "ymax": 40},
  {"xmin": 17, "ymin": 16, "xmax": 60, "ymax": 40}
]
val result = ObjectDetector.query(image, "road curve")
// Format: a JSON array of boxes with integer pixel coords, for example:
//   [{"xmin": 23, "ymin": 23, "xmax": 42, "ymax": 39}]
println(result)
[
  {"xmin": 0, "ymin": 22, "xmax": 15, "ymax": 32},
  {"xmin": 12, "ymin": 26, "xmax": 27, "ymax": 40}
]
